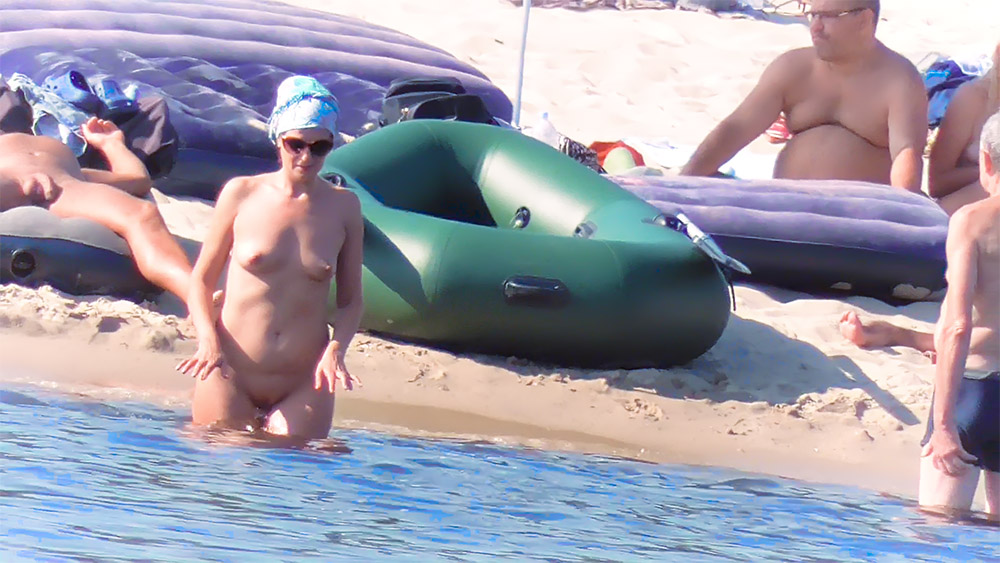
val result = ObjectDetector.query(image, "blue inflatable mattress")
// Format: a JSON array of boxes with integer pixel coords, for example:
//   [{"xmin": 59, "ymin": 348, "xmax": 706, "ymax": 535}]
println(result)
[
  {"xmin": 614, "ymin": 175, "xmax": 949, "ymax": 301},
  {"xmin": 0, "ymin": 0, "xmax": 513, "ymax": 199}
]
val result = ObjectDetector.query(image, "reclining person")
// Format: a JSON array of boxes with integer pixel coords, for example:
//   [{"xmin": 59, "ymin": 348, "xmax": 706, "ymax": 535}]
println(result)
[
  {"xmin": 680, "ymin": 0, "xmax": 928, "ymax": 192},
  {"xmin": 0, "ymin": 117, "xmax": 192, "ymax": 303}
]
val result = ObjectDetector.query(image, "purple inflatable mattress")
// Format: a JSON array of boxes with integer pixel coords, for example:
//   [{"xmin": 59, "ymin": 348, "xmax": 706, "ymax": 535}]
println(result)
[
  {"xmin": 0, "ymin": 0, "xmax": 513, "ymax": 199},
  {"xmin": 613, "ymin": 175, "xmax": 949, "ymax": 301}
]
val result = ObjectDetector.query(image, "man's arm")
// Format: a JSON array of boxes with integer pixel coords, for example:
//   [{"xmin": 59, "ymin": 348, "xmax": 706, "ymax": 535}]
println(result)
[
  {"xmin": 0, "ymin": 170, "xmax": 60, "ymax": 211},
  {"xmin": 886, "ymin": 64, "xmax": 929, "ymax": 193},
  {"xmin": 680, "ymin": 51, "xmax": 795, "ymax": 177},
  {"xmin": 926, "ymin": 207, "xmax": 980, "ymax": 473},
  {"xmin": 79, "ymin": 118, "xmax": 152, "ymax": 197},
  {"xmin": 0, "ymin": 170, "xmax": 27, "ymax": 211}
]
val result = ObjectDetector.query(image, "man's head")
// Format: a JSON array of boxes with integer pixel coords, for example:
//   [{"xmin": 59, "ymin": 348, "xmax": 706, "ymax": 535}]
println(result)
[
  {"xmin": 808, "ymin": 0, "xmax": 880, "ymax": 62},
  {"xmin": 981, "ymin": 111, "xmax": 1000, "ymax": 195}
]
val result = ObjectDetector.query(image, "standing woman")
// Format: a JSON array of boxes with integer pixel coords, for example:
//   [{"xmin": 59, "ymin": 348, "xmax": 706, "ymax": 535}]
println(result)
[
  {"xmin": 929, "ymin": 43, "xmax": 999, "ymax": 215},
  {"xmin": 178, "ymin": 76, "xmax": 364, "ymax": 439}
]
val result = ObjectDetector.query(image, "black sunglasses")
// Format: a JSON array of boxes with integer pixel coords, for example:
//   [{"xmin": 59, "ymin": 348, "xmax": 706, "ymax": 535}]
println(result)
[{"xmin": 282, "ymin": 136, "xmax": 335, "ymax": 157}]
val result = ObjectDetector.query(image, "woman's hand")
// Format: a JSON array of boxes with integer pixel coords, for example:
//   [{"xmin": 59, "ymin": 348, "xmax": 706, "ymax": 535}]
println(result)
[
  {"xmin": 921, "ymin": 426, "xmax": 978, "ymax": 476},
  {"xmin": 314, "ymin": 343, "xmax": 361, "ymax": 392},
  {"xmin": 80, "ymin": 117, "xmax": 126, "ymax": 150},
  {"xmin": 176, "ymin": 337, "xmax": 230, "ymax": 381}
]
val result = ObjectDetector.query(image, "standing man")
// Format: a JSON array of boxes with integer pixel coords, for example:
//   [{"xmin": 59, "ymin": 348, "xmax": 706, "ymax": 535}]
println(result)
[
  {"xmin": 681, "ymin": 0, "xmax": 928, "ymax": 192},
  {"xmin": 918, "ymin": 111, "xmax": 1000, "ymax": 519}
]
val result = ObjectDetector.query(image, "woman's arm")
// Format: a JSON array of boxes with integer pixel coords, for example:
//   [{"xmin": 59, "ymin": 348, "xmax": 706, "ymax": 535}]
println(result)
[
  {"xmin": 330, "ymin": 191, "xmax": 365, "ymax": 354},
  {"xmin": 176, "ymin": 177, "xmax": 247, "ymax": 379},
  {"xmin": 315, "ymin": 191, "xmax": 365, "ymax": 391},
  {"xmin": 928, "ymin": 83, "xmax": 986, "ymax": 198}
]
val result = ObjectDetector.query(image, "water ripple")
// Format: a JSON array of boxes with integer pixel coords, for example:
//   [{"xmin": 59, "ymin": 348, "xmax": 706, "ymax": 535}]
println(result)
[{"xmin": 2, "ymin": 384, "xmax": 998, "ymax": 562}]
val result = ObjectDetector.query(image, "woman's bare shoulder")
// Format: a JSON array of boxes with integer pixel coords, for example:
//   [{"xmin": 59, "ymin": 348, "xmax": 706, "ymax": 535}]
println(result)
[
  {"xmin": 220, "ymin": 173, "xmax": 272, "ymax": 202},
  {"xmin": 953, "ymin": 79, "xmax": 990, "ymax": 111},
  {"xmin": 322, "ymin": 181, "xmax": 360, "ymax": 206}
]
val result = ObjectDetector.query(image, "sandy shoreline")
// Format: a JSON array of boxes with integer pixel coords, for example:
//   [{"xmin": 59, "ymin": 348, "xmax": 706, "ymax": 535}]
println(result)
[
  {"xmin": 3, "ymin": 0, "xmax": 997, "ymax": 510},
  {"xmin": 0, "ymin": 282, "xmax": 936, "ymax": 499}
]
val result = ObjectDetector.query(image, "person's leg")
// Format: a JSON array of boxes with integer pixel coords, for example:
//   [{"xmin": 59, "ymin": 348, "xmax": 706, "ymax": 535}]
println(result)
[
  {"xmin": 48, "ymin": 179, "xmax": 191, "ymax": 301},
  {"xmin": 191, "ymin": 369, "xmax": 260, "ymax": 430},
  {"xmin": 937, "ymin": 182, "xmax": 989, "ymax": 216},
  {"xmin": 918, "ymin": 456, "xmax": 980, "ymax": 513},
  {"xmin": 839, "ymin": 311, "xmax": 935, "ymax": 353},
  {"xmin": 985, "ymin": 472, "xmax": 1000, "ymax": 518},
  {"xmin": 266, "ymin": 377, "xmax": 335, "ymax": 439}
]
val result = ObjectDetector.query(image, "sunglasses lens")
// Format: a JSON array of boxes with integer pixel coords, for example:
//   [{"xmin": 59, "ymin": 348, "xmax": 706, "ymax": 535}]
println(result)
[
  {"xmin": 310, "ymin": 140, "xmax": 334, "ymax": 157},
  {"xmin": 284, "ymin": 138, "xmax": 307, "ymax": 153}
]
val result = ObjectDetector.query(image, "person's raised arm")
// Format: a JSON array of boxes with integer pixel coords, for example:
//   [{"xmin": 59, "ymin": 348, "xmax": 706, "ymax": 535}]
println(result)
[
  {"xmin": 79, "ymin": 117, "xmax": 152, "ymax": 197},
  {"xmin": 176, "ymin": 177, "xmax": 247, "ymax": 380},
  {"xmin": 316, "ymin": 191, "xmax": 365, "ymax": 392},
  {"xmin": 680, "ymin": 51, "xmax": 794, "ymax": 177},
  {"xmin": 928, "ymin": 84, "xmax": 984, "ymax": 198},
  {"xmin": 924, "ymin": 207, "xmax": 980, "ymax": 474},
  {"xmin": 887, "ymin": 67, "xmax": 929, "ymax": 193}
]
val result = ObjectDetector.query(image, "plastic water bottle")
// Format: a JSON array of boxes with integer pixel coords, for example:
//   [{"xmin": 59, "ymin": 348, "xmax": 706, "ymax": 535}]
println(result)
[
  {"xmin": 525, "ymin": 111, "xmax": 562, "ymax": 148},
  {"xmin": 123, "ymin": 83, "xmax": 141, "ymax": 101}
]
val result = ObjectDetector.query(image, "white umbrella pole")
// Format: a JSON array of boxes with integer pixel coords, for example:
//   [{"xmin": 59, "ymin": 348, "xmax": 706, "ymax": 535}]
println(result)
[{"xmin": 512, "ymin": 0, "xmax": 531, "ymax": 128}]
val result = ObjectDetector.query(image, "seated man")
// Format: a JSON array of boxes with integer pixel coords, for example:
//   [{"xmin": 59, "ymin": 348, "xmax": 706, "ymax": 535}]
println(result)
[
  {"xmin": 918, "ymin": 111, "xmax": 1000, "ymax": 518},
  {"xmin": 680, "ymin": 0, "xmax": 928, "ymax": 192},
  {"xmin": 0, "ymin": 117, "xmax": 192, "ymax": 302}
]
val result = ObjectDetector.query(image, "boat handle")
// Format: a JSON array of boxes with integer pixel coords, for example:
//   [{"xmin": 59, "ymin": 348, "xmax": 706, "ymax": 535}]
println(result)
[{"xmin": 502, "ymin": 275, "xmax": 570, "ymax": 307}]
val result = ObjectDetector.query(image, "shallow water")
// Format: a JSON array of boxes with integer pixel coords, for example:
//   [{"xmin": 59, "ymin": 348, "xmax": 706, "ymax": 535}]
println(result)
[{"xmin": 1, "ymin": 385, "xmax": 997, "ymax": 562}]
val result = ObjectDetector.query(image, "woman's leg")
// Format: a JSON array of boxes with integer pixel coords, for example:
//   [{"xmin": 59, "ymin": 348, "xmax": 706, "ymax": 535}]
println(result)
[
  {"xmin": 192, "ymin": 370, "xmax": 260, "ymax": 430},
  {"xmin": 48, "ymin": 179, "xmax": 191, "ymax": 301},
  {"xmin": 266, "ymin": 377, "xmax": 336, "ymax": 439}
]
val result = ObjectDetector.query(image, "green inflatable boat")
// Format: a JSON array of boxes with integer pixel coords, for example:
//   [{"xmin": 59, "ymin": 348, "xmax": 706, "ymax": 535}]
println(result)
[{"xmin": 322, "ymin": 120, "xmax": 731, "ymax": 368}]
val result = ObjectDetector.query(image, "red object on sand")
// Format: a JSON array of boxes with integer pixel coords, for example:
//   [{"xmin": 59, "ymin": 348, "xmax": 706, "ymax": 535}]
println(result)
[
  {"xmin": 766, "ymin": 114, "xmax": 793, "ymax": 144},
  {"xmin": 588, "ymin": 140, "xmax": 646, "ymax": 167}
]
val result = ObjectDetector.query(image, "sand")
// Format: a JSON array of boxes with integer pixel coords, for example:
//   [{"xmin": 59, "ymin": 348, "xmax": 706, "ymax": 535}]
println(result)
[{"xmin": 2, "ymin": 0, "xmax": 997, "ymax": 508}]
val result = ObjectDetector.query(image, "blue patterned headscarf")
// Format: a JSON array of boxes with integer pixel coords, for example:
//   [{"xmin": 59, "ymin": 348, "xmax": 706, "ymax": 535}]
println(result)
[{"xmin": 267, "ymin": 75, "xmax": 340, "ymax": 143}]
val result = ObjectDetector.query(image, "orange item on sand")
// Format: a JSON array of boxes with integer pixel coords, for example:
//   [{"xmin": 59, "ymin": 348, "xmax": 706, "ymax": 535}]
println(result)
[{"xmin": 588, "ymin": 140, "xmax": 645, "ymax": 168}]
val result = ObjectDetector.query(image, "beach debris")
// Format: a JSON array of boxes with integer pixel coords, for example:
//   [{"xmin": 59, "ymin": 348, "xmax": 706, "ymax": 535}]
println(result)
[
  {"xmin": 726, "ymin": 417, "xmax": 753, "ymax": 436},
  {"xmin": 622, "ymin": 397, "xmax": 664, "ymax": 420}
]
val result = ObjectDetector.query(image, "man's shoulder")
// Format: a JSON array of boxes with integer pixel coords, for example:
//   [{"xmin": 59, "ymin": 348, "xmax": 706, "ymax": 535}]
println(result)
[
  {"xmin": 950, "ymin": 197, "xmax": 1000, "ymax": 239},
  {"xmin": 878, "ymin": 43, "xmax": 923, "ymax": 79},
  {"xmin": 774, "ymin": 47, "xmax": 816, "ymax": 68}
]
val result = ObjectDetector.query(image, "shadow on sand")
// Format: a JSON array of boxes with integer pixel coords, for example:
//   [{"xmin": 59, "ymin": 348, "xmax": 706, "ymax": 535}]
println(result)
[{"xmin": 471, "ymin": 313, "xmax": 922, "ymax": 427}]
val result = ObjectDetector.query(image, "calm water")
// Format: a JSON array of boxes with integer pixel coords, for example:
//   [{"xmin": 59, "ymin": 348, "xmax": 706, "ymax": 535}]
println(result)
[{"xmin": 1, "ymin": 385, "xmax": 997, "ymax": 562}]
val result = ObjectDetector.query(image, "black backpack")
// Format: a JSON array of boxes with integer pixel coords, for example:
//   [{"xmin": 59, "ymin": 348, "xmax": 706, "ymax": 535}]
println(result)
[{"xmin": 380, "ymin": 77, "xmax": 493, "ymax": 126}]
